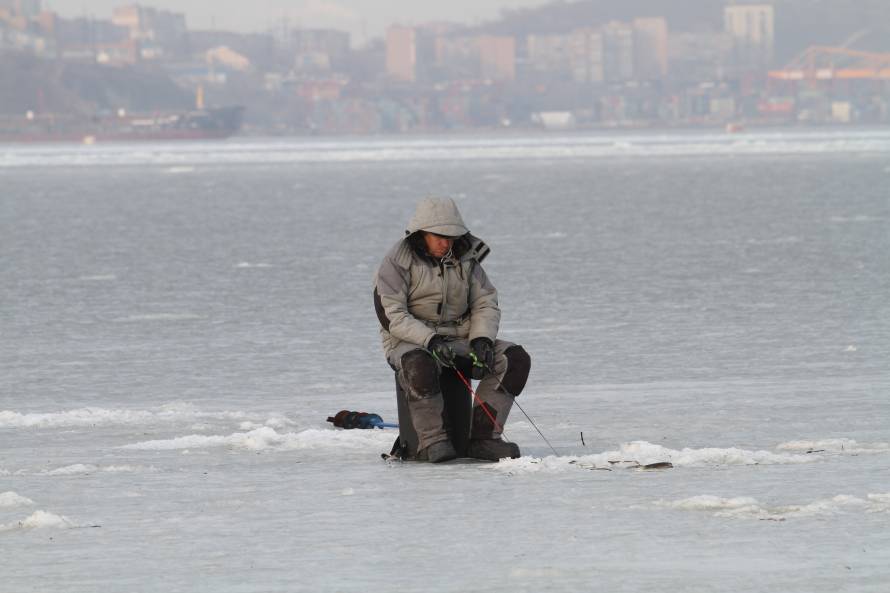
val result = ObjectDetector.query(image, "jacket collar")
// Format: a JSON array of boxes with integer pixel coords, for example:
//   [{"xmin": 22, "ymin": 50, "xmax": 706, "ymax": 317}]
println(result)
[{"xmin": 405, "ymin": 232, "xmax": 490, "ymax": 265}]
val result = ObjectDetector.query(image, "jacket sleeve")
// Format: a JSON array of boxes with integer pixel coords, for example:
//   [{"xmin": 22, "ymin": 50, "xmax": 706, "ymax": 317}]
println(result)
[
  {"xmin": 468, "ymin": 263, "xmax": 500, "ymax": 342},
  {"xmin": 374, "ymin": 253, "xmax": 437, "ymax": 348}
]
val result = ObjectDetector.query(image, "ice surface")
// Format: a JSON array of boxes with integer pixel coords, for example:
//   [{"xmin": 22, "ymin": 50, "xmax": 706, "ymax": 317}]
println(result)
[
  {"xmin": 111, "ymin": 313, "xmax": 206, "ymax": 322},
  {"xmin": 2, "ymin": 134, "xmax": 889, "ymax": 592}
]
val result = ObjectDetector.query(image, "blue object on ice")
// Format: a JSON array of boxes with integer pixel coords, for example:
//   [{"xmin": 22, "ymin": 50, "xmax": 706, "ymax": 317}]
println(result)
[{"xmin": 327, "ymin": 410, "xmax": 398, "ymax": 430}]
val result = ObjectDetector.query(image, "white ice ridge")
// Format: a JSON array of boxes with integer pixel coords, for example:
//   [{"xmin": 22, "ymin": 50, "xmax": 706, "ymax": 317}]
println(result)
[
  {"xmin": 776, "ymin": 438, "xmax": 890, "ymax": 454},
  {"xmin": 0, "ymin": 492, "xmax": 35, "ymax": 508},
  {"xmin": 122, "ymin": 426, "xmax": 394, "ymax": 452},
  {"xmin": 0, "ymin": 403, "xmax": 292, "ymax": 429},
  {"xmin": 39, "ymin": 464, "xmax": 143, "ymax": 476},
  {"xmin": 493, "ymin": 440, "xmax": 817, "ymax": 474},
  {"xmin": 0, "ymin": 511, "xmax": 76, "ymax": 532},
  {"xmin": 657, "ymin": 492, "xmax": 890, "ymax": 520},
  {"xmin": 234, "ymin": 262, "xmax": 274, "ymax": 268},
  {"xmin": 3, "ymin": 130, "xmax": 890, "ymax": 168}
]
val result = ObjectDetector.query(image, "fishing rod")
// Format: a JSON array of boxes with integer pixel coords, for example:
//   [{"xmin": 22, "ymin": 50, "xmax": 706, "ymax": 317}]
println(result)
[{"xmin": 435, "ymin": 350, "xmax": 560, "ymax": 457}]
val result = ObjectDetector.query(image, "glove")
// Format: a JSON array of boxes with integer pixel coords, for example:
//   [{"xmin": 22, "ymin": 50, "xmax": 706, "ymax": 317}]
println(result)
[
  {"xmin": 470, "ymin": 337, "xmax": 495, "ymax": 379},
  {"xmin": 427, "ymin": 335, "xmax": 456, "ymax": 366}
]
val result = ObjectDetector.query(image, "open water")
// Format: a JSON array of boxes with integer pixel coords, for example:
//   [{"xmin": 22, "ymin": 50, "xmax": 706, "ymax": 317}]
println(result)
[{"xmin": 2, "ymin": 130, "xmax": 889, "ymax": 592}]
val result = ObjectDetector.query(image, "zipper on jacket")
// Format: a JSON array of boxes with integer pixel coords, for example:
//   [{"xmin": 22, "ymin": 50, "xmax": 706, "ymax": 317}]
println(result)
[{"xmin": 438, "ymin": 259, "xmax": 447, "ymax": 324}]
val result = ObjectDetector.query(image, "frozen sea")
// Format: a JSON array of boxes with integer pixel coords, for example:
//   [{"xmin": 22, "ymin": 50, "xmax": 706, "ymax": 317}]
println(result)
[{"xmin": 2, "ymin": 129, "xmax": 889, "ymax": 592}]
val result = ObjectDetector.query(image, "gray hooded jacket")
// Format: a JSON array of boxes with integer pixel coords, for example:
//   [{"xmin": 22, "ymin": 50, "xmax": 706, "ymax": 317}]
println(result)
[{"xmin": 373, "ymin": 198, "xmax": 500, "ymax": 359}]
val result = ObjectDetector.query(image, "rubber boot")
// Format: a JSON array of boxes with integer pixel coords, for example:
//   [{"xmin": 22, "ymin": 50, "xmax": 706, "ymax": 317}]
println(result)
[
  {"xmin": 467, "ymin": 390, "xmax": 520, "ymax": 461},
  {"xmin": 466, "ymin": 438, "xmax": 519, "ymax": 461},
  {"xmin": 417, "ymin": 439, "xmax": 458, "ymax": 463},
  {"xmin": 407, "ymin": 394, "xmax": 456, "ymax": 463}
]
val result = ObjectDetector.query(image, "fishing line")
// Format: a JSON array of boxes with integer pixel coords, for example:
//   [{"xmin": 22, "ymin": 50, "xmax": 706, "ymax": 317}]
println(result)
[{"xmin": 470, "ymin": 351, "xmax": 559, "ymax": 457}]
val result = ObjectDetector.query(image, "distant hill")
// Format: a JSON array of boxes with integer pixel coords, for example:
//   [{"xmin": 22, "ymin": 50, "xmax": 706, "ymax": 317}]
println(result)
[
  {"xmin": 484, "ymin": 0, "xmax": 721, "ymax": 35},
  {"xmin": 478, "ymin": 0, "xmax": 890, "ymax": 63},
  {"xmin": 0, "ymin": 53, "xmax": 192, "ymax": 115}
]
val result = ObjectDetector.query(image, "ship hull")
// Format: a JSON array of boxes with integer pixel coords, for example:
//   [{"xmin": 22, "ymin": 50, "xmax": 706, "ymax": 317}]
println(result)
[{"xmin": 0, "ymin": 106, "xmax": 244, "ymax": 144}]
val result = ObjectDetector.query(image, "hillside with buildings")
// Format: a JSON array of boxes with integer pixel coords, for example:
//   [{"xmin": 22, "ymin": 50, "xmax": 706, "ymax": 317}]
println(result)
[
  {"xmin": 483, "ymin": 0, "xmax": 890, "ymax": 61},
  {"xmin": 0, "ymin": 52, "xmax": 190, "ymax": 115},
  {"xmin": 1, "ymin": 0, "xmax": 889, "ymax": 137}
]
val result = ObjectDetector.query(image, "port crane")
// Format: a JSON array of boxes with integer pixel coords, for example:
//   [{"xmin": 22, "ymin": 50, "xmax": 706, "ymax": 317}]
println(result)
[{"xmin": 769, "ymin": 46, "xmax": 890, "ymax": 81}]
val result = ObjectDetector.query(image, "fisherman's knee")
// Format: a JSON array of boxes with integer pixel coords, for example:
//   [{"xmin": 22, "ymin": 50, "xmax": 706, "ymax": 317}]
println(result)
[
  {"xmin": 500, "ymin": 345, "xmax": 531, "ymax": 397},
  {"xmin": 399, "ymin": 349, "xmax": 441, "ymax": 401}
]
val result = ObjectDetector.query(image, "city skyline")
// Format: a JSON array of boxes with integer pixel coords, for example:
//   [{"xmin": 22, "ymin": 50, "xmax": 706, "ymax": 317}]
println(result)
[
  {"xmin": 47, "ymin": 0, "xmax": 551, "ymax": 43},
  {"xmin": 5, "ymin": 0, "xmax": 888, "ymax": 135}
]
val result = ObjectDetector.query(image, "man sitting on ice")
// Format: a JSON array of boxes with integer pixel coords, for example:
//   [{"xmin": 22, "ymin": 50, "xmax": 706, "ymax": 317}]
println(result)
[{"xmin": 373, "ymin": 197, "xmax": 531, "ymax": 462}]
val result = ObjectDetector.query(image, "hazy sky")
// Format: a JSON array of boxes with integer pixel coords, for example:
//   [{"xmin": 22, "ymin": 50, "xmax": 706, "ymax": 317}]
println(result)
[{"xmin": 48, "ymin": 0, "xmax": 551, "ymax": 43}]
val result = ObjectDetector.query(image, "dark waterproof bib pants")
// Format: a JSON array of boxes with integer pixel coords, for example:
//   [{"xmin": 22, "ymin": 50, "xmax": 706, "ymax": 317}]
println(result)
[{"xmin": 391, "ymin": 339, "xmax": 530, "ymax": 454}]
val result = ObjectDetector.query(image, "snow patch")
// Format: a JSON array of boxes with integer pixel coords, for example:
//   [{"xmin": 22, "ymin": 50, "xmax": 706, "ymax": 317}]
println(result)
[
  {"xmin": 102, "ymin": 465, "xmax": 142, "ymax": 473},
  {"xmin": 234, "ymin": 262, "xmax": 274, "ymax": 268},
  {"xmin": 658, "ymin": 493, "xmax": 887, "ymax": 520},
  {"xmin": 0, "ymin": 492, "xmax": 35, "ymax": 508},
  {"xmin": 619, "ymin": 441, "xmax": 814, "ymax": 466},
  {"xmin": 494, "ymin": 441, "xmax": 816, "ymax": 474},
  {"xmin": 746, "ymin": 236, "xmax": 802, "ymax": 245},
  {"xmin": 659, "ymin": 495, "xmax": 760, "ymax": 512},
  {"xmin": 829, "ymin": 215, "xmax": 881, "ymax": 223},
  {"xmin": 0, "ymin": 403, "xmax": 254, "ymax": 429},
  {"xmin": 264, "ymin": 416, "xmax": 293, "ymax": 429},
  {"xmin": 776, "ymin": 438, "xmax": 890, "ymax": 454},
  {"xmin": 0, "ymin": 511, "xmax": 76, "ymax": 532},
  {"xmin": 122, "ymin": 427, "xmax": 392, "ymax": 452},
  {"xmin": 239, "ymin": 416, "xmax": 293, "ymax": 431},
  {"xmin": 41, "ymin": 464, "xmax": 141, "ymax": 476},
  {"xmin": 866, "ymin": 493, "xmax": 890, "ymax": 513},
  {"xmin": 43, "ymin": 464, "xmax": 97, "ymax": 476}
]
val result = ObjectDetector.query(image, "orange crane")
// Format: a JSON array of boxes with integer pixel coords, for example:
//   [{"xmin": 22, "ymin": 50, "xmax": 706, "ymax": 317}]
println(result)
[{"xmin": 769, "ymin": 46, "xmax": 890, "ymax": 81}]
